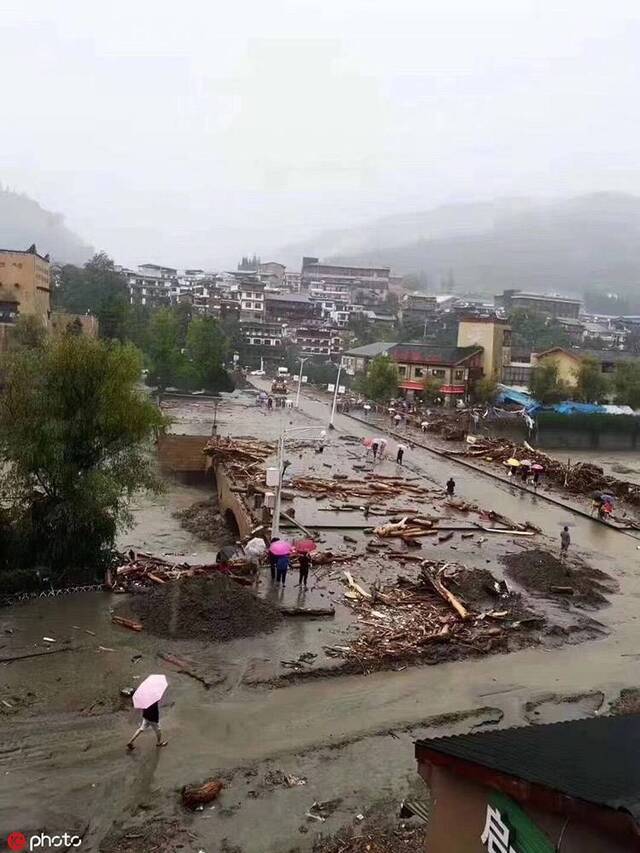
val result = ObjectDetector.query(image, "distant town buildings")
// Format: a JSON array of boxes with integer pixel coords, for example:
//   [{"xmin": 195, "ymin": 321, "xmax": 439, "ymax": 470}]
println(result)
[
  {"xmin": 0, "ymin": 244, "xmax": 51, "ymax": 331},
  {"xmin": 495, "ymin": 288, "xmax": 582, "ymax": 319}
]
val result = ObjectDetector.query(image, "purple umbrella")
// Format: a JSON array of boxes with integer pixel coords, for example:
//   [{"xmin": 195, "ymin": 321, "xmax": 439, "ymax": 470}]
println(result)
[
  {"xmin": 269, "ymin": 540, "xmax": 294, "ymax": 556},
  {"xmin": 133, "ymin": 674, "xmax": 168, "ymax": 710}
]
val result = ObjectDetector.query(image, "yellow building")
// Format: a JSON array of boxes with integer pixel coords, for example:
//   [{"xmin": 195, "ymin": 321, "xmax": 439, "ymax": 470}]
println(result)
[
  {"xmin": 456, "ymin": 317, "xmax": 511, "ymax": 380},
  {"xmin": 50, "ymin": 311, "xmax": 99, "ymax": 338},
  {"xmin": 531, "ymin": 348, "xmax": 580, "ymax": 388},
  {"xmin": 0, "ymin": 244, "xmax": 51, "ymax": 328}
]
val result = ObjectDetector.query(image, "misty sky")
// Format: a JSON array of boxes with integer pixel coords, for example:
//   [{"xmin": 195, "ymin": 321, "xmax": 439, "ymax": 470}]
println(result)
[{"xmin": 2, "ymin": 0, "xmax": 640, "ymax": 268}]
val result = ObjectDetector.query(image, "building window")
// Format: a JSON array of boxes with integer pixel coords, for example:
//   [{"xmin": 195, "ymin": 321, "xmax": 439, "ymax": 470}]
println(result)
[
  {"xmin": 414, "ymin": 367, "xmax": 424, "ymax": 378},
  {"xmin": 398, "ymin": 366, "xmax": 406, "ymax": 377},
  {"xmin": 454, "ymin": 369, "xmax": 464, "ymax": 381},
  {"xmin": 431, "ymin": 368, "xmax": 445, "ymax": 378}
]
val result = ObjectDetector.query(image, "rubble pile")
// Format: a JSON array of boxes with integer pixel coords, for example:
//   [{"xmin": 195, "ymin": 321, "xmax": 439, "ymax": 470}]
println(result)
[
  {"xmin": 173, "ymin": 497, "xmax": 236, "ymax": 544},
  {"xmin": 502, "ymin": 548, "xmax": 616, "ymax": 608},
  {"xmin": 330, "ymin": 561, "xmax": 543, "ymax": 669},
  {"xmin": 128, "ymin": 575, "xmax": 282, "ymax": 640},
  {"xmin": 111, "ymin": 552, "xmax": 256, "ymax": 592},
  {"xmin": 459, "ymin": 437, "xmax": 640, "ymax": 505}
]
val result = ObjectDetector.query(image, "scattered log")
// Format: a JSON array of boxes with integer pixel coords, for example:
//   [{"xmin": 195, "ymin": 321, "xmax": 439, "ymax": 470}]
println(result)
[
  {"xmin": 279, "ymin": 605, "xmax": 336, "ymax": 617},
  {"xmin": 181, "ymin": 780, "xmax": 224, "ymax": 810},
  {"xmin": 112, "ymin": 615, "xmax": 143, "ymax": 632},
  {"xmin": 421, "ymin": 562, "xmax": 471, "ymax": 621},
  {"xmin": 344, "ymin": 571, "xmax": 371, "ymax": 599}
]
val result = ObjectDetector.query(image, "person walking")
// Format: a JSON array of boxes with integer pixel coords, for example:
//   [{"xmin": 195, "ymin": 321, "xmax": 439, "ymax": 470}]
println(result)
[
  {"xmin": 393, "ymin": 413, "xmax": 402, "ymax": 429},
  {"xmin": 297, "ymin": 552, "xmax": 311, "ymax": 589},
  {"xmin": 268, "ymin": 537, "xmax": 279, "ymax": 582},
  {"xmin": 127, "ymin": 701, "xmax": 167, "ymax": 751},
  {"xmin": 276, "ymin": 553, "xmax": 289, "ymax": 587},
  {"xmin": 532, "ymin": 469, "xmax": 541, "ymax": 491},
  {"xmin": 560, "ymin": 525, "xmax": 571, "ymax": 560},
  {"xmin": 267, "ymin": 396, "xmax": 274, "ymax": 411},
  {"xmin": 396, "ymin": 443, "xmax": 406, "ymax": 465},
  {"xmin": 446, "ymin": 477, "xmax": 455, "ymax": 496},
  {"xmin": 371, "ymin": 440, "xmax": 379, "ymax": 460}
]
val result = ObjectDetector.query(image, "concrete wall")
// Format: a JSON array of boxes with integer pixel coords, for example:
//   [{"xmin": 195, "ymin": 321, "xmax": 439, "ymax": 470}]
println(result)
[
  {"xmin": 157, "ymin": 434, "xmax": 209, "ymax": 473},
  {"xmin": 214, "ymin": 463, "xmax": 257, "ymax": 538},
  {"xmin": 419, "ymin": 763, "xmax": 632, "ymax": 853}
]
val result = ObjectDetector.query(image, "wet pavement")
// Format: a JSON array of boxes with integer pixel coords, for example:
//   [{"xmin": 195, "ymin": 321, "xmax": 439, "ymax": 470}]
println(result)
[{"xmin": 3, "ymin": 384, "xmax": 640, "ymax": 851}]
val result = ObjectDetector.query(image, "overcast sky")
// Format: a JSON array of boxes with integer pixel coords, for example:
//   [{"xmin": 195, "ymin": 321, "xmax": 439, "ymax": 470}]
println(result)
[{"xmin": 2, "ymin": 1, "xmax": 640, "ymax": 268}]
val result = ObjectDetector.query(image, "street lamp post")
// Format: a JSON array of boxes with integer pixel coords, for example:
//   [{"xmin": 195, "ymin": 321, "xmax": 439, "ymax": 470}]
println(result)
[
  {"xmin": 270, "ymin": 426, "xmax": 326, "ymax": 539},
  {"xmin": 294, "ymin": 356, "xmax": 309, "ymax": 409},
  {"xmin": 329, "ymin": 357, "xmax": 344, "ymax": 429}
]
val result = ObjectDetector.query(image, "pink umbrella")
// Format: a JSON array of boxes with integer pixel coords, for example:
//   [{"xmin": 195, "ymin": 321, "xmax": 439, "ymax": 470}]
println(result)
[
  {"xmin": 269, "ymin": 540, "xmax": 294, "ymax": 556},
  {"xmin": 133, "ymin": 674, "xmax": 168, "ymax": 709},
  {"xmin": 294, "ymin": 539, "xmax": 317, "ymax": 554},
  {"xmin": 532, "ymin": 463, "xmax": 544, "ymax": 472},
  {"xmin": 362, "ymin": 437, "xmax": 373, "ymax": 447}
]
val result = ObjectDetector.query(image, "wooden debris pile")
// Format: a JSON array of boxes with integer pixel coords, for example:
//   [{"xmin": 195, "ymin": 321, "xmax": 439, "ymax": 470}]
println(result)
[
  {"xmin": 332, "ymin": 560, "xmax": 543, "ymax": 668},
  {"xmin": 203, "ymin": 435, "xmax": 274, "ymax": 475},
  {"xmin": 291, "ymin": 475, "xmax": 434, "ymax": 501},
  {"xmin": 458, "ymin": 437, "xmax": 640, "ymax": 505},
  {"xmin": 110, "ymin": 552, "xmax": 256, "ymax": 592}
]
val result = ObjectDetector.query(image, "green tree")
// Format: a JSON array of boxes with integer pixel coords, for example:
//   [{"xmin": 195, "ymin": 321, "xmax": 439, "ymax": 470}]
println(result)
[
  {"xmin": 185, "ymin": 316, "xmax": 231, "ymax": 391},
  {"xmin": 0, "ymin": 335, "xmax": 165, "ymax": 583},
  {"xmin": 573, "ymin": 356, "xmax": 610, "ymax": 403},
  {"xmin": 473, "ymin": 375, "xmax": 498, "ymax": 404},
  {"xmin": 510, "ymin": 309, "xmax": 571, "ymax": 353},
  {"xmin": 613, "ymin": 361, "xmax": 640, "ymax": 409},
  {"xmin": 173, "ymin": 302, "xmax": 193, "ymax": 349},
  {"xmin": 360, "ymin": 355, "xmax": 399, "ymax": 402},
  {"xmin": 146, "ymin": 308, "xmax": 181, "ymax": 390},
  {"xmin": 529, "ymin": 359, "xmax": 570, "ymax": 404},
  {"xmin": 422, "ymin": 375, "xmax": 443, "ymax": 402},
  {"xmin": 56, "ymin": 252, "xmax": 130, "ymax": 340}
]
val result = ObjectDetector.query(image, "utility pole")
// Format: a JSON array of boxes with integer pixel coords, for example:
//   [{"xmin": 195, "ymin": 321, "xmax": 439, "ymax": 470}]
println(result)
[
  {"xmin": 295, "ymin": 356, "xmax": 309, "ymax": 408},
  {"xmin": 270, "ymin": 426, "xmax": 326, "ymax": 539},
  {"xmin": 329, "ymin": 357, "xmax": 344, "ymax": 429}
]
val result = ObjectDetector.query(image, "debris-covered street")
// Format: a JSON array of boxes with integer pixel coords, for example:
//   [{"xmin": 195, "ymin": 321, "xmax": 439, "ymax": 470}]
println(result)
[{"xmin": 2, "ymin": 386, "xmax": 640, "ymax": 851}]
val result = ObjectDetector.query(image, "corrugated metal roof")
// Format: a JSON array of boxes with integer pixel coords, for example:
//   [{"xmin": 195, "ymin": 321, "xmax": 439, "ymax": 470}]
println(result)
[
  {"xmin": 417, "ymin": 714, "xmax": 640, "ymax": 821},
  {"xmin": 343, "ymin": 342, "xmax": 397, "ymax": 357}
]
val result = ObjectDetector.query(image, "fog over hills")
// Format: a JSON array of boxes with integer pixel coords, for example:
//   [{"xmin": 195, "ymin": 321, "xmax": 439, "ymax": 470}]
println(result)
[
  {"xmin": 0, "ymin": 187, "xmax": 93, "ymax": 264},
  {"xmin": 285, "ymin": 193, "xmax": 640, "ymax": 298}
]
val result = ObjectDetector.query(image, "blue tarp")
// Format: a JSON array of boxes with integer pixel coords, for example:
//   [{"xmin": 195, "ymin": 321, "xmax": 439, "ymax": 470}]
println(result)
[
  {"xmin": 552, "ymin": 402, "xmax": 606, "ymax": 415},
  {"xmin": 495, "ymin": 385, "xmax": 541, "ymax": 413}
]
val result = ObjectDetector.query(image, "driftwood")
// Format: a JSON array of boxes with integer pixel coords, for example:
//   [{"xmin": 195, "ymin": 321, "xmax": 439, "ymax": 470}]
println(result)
[
  {"xmin": 0, "ymin": 647, "xmax": 81, "ymax": 664},
  {"xmin": 421, "ymin": 562, "xmax": 471, "ymax": 621},
  {"xmin": 181, "ymin": 779, "xmax": 224, "ymax": 809},
  {"xmin": 279, "ymin": 605, "xmax": 336, "ymax": 617},
  {"xmin": 112, "ymin": 615, "xmax": 143, "ymax": 632},
  {"xmin": 344, "ymin": 571, "xmax": 371, "ymax": 599}
]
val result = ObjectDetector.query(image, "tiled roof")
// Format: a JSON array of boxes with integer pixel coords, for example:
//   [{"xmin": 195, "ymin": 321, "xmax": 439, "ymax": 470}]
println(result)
[{"xmin": 390, "ymin": 344, "xmax": 482, "ymax": 365}]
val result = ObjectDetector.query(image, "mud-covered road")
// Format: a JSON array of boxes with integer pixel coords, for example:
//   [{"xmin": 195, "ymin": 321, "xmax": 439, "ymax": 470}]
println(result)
[{"xmin": 3, "ymin": 386, "xmax": 640, "ymax": 852}]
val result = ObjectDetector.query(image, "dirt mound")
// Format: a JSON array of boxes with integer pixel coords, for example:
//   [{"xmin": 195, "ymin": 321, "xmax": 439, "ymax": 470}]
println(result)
[
  {"xmin": 502, "ymin": 549, "xmax": 615, "ymax": 608},
  {"xmin": 127, "ymin": 576, "xmax": 282, "ymax": 640},
  {"xmin": 173, "ymin": 498, "xmax": 235, "ymax": 544}
]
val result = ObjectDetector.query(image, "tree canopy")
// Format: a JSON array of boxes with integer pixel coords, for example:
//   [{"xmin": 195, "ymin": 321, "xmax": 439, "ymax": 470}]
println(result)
[
  {"xmin": 573, "ymin": 356, "xmax": 610, "ymax": 403},
  {"xmin": 357, "ymin": 355, "xmax": 399, "ymax": 402},
  {"xmin": 55, "ymin": 252, "xmax": 130, "ymax": 340},
  {"xmin": 529, "ymin": 359, "xmax": 570, "ymax": 404},
  {"xmin": 0, "ymin": 335, "xmax": 165, "ymax": 584},
  {"xmin": 510, "ymin": 309, "xmax": 571, "ymax": 353},
  {"xmin": 614, "ymin": 361, "xmax": 640, "ymax": 409}
]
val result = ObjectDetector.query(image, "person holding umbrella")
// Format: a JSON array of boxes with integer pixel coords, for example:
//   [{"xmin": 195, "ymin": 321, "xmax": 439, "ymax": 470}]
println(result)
[
  {"xmin": 532, "ymin": 463, "xmax": 544, "ymax": 490},
  {"xmin": 295, "ymin": 539, "xmax": 316, "ymax": 589},
  {"xmin": 270, "ymin": 539, "xmax": 293, "ymax": 587},
  {"xmin": 127, "ymin": 674, "xmax": 168, "ymax": 750}
]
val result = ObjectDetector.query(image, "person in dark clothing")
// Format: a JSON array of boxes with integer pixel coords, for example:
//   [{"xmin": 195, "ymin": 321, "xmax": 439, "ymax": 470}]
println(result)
[
  {"xmin": 446, "ymin": 477, "xmax": 455, "ymax": 496},
  {"xmin": 268, "ymin": 537, "xmax": 279, "ymax": 581},
  {"xmin": 396, "ymin": 444, "xmax": 406, "ymax": 464},
  {"xmin": 127, "ymin": 701, "xmax": 167, "ymax": 750},
  {"xmin": 371, "ymin": 440, "xmax": 379, "ymax": 460},
  {"xmin": 520, "ymin": 464, "xmax": 530, "ymax": 482},
  {"xmin": 267, "ymin": 396, "xmax": 274, "ymax": 410},
  {"xmin": 276, "ymin": 554, "xmax": 289, "ymax": 586},
  {"xmin": 532, "ymin": 469, "xmax": 541, "ymax": 490},
  {"xmin": 560, "ymin": 525, "xmax": 571, "ymax": 559},
  {"xmin": 298, "ymin": 553, "xmax": 311, "ymax": 589}
]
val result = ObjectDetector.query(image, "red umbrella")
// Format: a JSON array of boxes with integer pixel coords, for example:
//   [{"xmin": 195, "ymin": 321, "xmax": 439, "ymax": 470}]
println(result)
[{"xmin": 294, "ymin": 539, "xmax": 317, "ymax": 554}]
